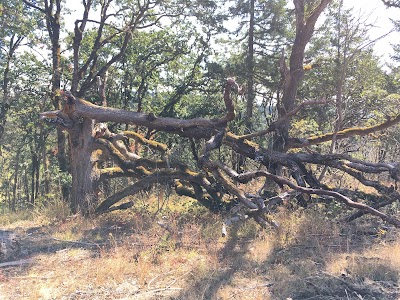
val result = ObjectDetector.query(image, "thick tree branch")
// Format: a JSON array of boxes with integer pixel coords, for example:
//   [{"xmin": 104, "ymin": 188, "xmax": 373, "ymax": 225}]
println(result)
[
  {"xmin": 123, "ymin": 131, "xmax": 168, "ymax": 154},
  {"xmin": 288, "ymin": 114, "xmax": 400, "ymax": 148},
  {"xmin": 39, "ymin": 73, "xmax": 399, "ymax": 228},
  {"xmin": 40, "ymin": 79, "xmax": 238, "ymax": 138},
  {"xmin": 345, "ymin": 196, "xmax": 400, "ymax": 222}
]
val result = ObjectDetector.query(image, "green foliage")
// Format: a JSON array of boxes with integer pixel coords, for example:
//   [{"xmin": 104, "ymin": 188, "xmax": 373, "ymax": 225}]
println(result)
[
  {"xmin": 0, "ymin": 1, "xmax": 36, "ymax": 39},
  {"xmin": 225, "ymin": 0, "xmax": 290, "ymax": 86},
  {"xmin": 300, "ymin": 1, "xmax": 391, "ymax": 134},
  {"xmin": 385, "ymin": 65, "xmax": 400, "ymax": 94},
  {"xmin": 290, "ymin": 118, "xmax": 322, "ymax": 138}
]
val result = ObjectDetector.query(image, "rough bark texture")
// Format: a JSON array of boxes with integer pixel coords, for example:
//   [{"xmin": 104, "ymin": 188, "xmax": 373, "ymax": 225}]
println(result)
[
  {"xmin": 245, "ymin": 0, "xmax": 255, "ymax": 131},
  {"xmin": 69, "ymin": 118, "xmax": 99, "ymax": 214},
  {"xmin": 274, "ymin": 0, "xmax": 332, "ymax": 152}
]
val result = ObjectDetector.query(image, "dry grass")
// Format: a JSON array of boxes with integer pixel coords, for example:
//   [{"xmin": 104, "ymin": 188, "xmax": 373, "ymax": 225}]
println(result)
[
  {"xmin": 1, "ymin": 195, "xmax": 400, "ymax": 300},
  {"xmin": 326, "ymin": 241, "xmax": 400, "ymax": 282}
]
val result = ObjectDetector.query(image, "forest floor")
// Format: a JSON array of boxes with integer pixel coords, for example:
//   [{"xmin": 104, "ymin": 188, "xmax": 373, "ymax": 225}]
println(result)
[{"xmin": 0, "ymin": 196, "xmax": 400, "ymax": 300}]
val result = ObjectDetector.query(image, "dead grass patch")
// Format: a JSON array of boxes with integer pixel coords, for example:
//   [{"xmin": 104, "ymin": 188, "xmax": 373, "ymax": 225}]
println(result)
[
  {"xmin": 326, "ymin": 240, "xmax": 400, "ymax": 283},
  {"xmin": 1, "ymin": 195, "xmax": 400, "ymax": 300}
]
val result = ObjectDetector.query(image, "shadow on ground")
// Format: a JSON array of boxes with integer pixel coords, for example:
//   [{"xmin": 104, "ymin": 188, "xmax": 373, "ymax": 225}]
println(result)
[
  {"xmin": 172, "ymin": 217, "xmax": 400, "ymax": 300},
  {"xmin": 1, "ymin": 212, "xmax": 400, "ymax": 300}
]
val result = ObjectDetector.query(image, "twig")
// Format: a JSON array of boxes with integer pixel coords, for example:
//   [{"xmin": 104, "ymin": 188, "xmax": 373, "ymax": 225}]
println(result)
[
  {"xmin": 238, "ymin": 282, "xmax": 273, "ymax": 291},
  {"xmin": 0, "ymin": 259, "xmax": 35, "ymax": 268},
  {"xmin": 133, "ymin": 287, "xmax": 183, "ymax": 298},
  {"xmin": 51, "ymin": 238, "xmax": 103, "ymax": 247},
  {"xmin": 147, "ymin": 270, "xmax": 174, "ymax": 289},
  {"xmin": 165, "ymin": 270, "xmax": 192, "ymax": 288},
  {"xmin": 11, "ymin": 275, "xmax": 53, "ymax": 279},
  {"xmin": 157, "ymin": 221, "xmax": 174, "ymax": 234}
]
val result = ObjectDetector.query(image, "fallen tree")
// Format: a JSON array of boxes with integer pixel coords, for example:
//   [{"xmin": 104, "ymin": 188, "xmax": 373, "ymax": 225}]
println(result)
[
  {"xmin": 39, "ymin": 76, "xmax": 400, "ymax": 228},
  {"xmin": 39, "ymin": 0, "xmax": 400, "ymax": 229}
]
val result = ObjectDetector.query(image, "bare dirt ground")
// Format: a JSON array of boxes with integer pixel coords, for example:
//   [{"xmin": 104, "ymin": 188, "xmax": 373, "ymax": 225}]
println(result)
[{"xmin": 1, "ymin": 202, "xmax": 400, "ymax": 300}]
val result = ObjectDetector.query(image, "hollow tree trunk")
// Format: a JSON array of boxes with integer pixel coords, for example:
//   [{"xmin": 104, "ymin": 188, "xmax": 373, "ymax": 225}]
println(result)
[{"xmin": 68, "ymin": 118, "xmax": 99, "ymax": 214}]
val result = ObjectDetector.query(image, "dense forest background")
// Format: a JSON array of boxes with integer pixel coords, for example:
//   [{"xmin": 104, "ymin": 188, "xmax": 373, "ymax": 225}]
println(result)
[{"xmin": 0, "ymin": 0, "xmax": 399, "ymax": 226}]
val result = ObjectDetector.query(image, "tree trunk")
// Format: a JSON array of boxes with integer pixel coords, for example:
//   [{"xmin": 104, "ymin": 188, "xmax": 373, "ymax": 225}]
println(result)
[
  {"xmin": 274, "ymin": 0, "xmax": 332, "ymax": 154},
  {"xmin": 68, "ymin": 118, "xmax": 99, "ymax": 214},
  {"xmin": 12, "ymin": 152, "xmax": 20, "ymax": 212},
  {"xmin": 35, "ymin": 152, "xmax": 40, "ymax": 201},
  {"xmin": 47, "ymin": 0, "xmax": 70, "ymax": 201},
  {"xmin": 30, "ymin": 152, "xmax": 38, "ymax": 203},
  {"xmin": 245, "ymin": 0, "xmax": 255, "ymax": 131},
  {"xmin": 40, "ymin": 125, "xmax": 50, "ymax": 194},
  {"xmin": 0, "ymin": 51, "xmax": 11, "ymax": 146},
  {"xmin": 23, "ymin": 0, "xmax": 69, "ymax": 201},
  {"xmin": 57, "ymin": 128, "xmax": 70, "ymax": 200},
  {"xmin": 23, "ymin": 171, "xmax": 30, "ymax": 205}
]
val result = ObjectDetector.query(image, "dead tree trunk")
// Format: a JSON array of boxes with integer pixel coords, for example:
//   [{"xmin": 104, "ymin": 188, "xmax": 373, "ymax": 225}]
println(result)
[
  {"xmin": 68, "ymin": 118, "xmax": 100, "ymax": 214},
  {"xmin": 40, "ymin": 81, "xmax": 237, "ymax": 215}
]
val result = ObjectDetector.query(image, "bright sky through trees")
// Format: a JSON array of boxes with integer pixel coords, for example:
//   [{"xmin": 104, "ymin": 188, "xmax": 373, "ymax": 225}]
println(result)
[
  {"xmin": 64, "ymin": 0, "xmax": 399, "ymax": 65},
  {"xmin": 344, "ymin": 0, "xmax": 399, "ymax": 64}
]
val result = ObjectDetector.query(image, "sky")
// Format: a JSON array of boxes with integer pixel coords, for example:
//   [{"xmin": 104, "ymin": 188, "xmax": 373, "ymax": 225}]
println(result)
[{"xmin": 343, "ymin": 0, "xmax": 400, "ymax": 64}]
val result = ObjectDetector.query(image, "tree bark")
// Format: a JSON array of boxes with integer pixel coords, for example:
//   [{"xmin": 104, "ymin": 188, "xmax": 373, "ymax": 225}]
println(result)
[
  {"xmin": 68, "ymin": 118, "xmax": 99, "ymax": 214},
  {"xmin": 12, "ymin": 152, "xmax": 20, "ymax": 212},
  {"xmin": 245, "ymin": 0, "xmax": 255, "ymax": 131},
  {"xmin": 39, "ymin": 72, "xmax": 400, "ymax": 227},
  {"xmin": 47, "ymin": 0, "xmax": 70, "ymax": 201},
  {"xmin": 30, "ymin": 152, "xmax": 38, "ymax": 204},
  {"xmin": 274, "ymin": 0, "xmax": 332, "ymax": 153}
]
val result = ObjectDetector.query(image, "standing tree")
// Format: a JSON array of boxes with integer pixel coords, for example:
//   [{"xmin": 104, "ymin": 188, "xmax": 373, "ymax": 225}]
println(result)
[
  {"xmin": 0, "ymin": 1, "xmax": 35, "ymax": 149},
  {"xmin": 299, "ymin": 0, "xmax": 392, "ymax": 180},
  {"xmin": 22, "ymin": 0, "xmax": 71, "ymax": 200},
  {"xmin": 1, "ymin": 52, "xmax": 54, "ymax": 208},
  {"xmin": 273, "ymin": 0, "xmax": 332, "ymax": 152},
  {"xmin": 226, "ymin": 0, "xmax": 289, "ymax": 130}
]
